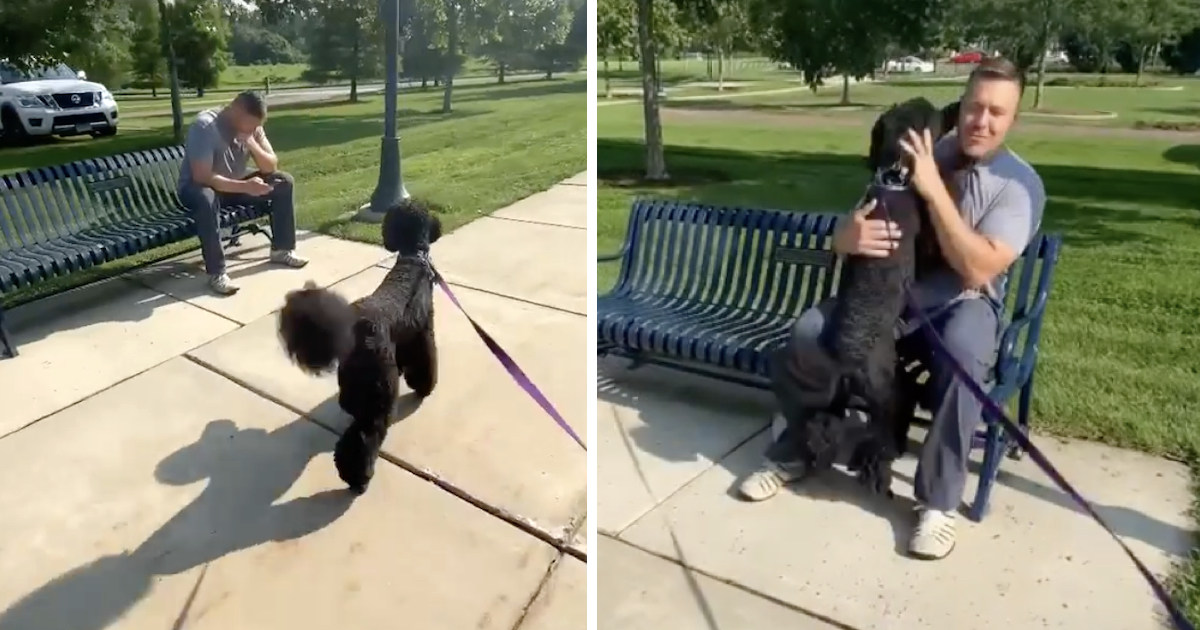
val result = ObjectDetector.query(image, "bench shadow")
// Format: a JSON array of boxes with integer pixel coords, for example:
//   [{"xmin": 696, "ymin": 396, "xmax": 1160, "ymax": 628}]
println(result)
[
  {"xmin": 599, "ymin": 355, "xmax": 1190, "ymax": 559},
  {"xmin": 0, "ymin": 392, "xmax": 422, "ymax": 630},
  {"xmin": 0, "ymin": 231, "xmax": 327, "ymax": 351},
  {"xmin": 598, "ymin": 358, "xmax": 916, "ymax": 556}
]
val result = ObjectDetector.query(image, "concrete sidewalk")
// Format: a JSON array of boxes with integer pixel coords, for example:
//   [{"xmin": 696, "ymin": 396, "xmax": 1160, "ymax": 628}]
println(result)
[
  {"xmin": 0, "ymin": 176, "xmax": 587, "ymax": 630},
  {"xmin": 597, "ymin": 359, "xmax": 1194, "ymax": 629}
]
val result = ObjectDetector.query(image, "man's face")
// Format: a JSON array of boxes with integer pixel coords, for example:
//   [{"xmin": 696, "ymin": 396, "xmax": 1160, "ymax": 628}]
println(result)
[
  {"xmin": 957, "ymin": 77, "xmax": 1021, "ymax": 159},
  {"xmin": 229, "ymin": 104, "xmax": 263, "ymax": 138}
]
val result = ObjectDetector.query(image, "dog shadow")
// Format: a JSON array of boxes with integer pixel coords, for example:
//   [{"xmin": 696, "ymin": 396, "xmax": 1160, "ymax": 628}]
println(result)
[{"xmin": 0, "ymin": 415, "xmax": 356, "ymax": 630}]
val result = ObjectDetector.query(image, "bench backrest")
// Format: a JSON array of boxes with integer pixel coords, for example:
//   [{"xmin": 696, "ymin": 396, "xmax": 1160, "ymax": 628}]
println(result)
[
  {"xmin": 611, "ymin": 200, "xmax": 844, "ymax": 318},
  {"xmin": 612, "ymin": 199, "xmax": 1062, "ymax": 364},
  {"xmin": 0, "ymin": 145, "xmax": 186, "ymax": 254}
]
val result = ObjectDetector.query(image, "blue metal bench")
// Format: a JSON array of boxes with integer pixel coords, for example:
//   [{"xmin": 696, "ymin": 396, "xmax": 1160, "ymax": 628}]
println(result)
[
  {"xmin": 597, "ymin": 199, "xmax": 1063, "ymax": 521},
  {"xmin": 0, "ymin": 145, "xmax": 273, "ymax": 358}
]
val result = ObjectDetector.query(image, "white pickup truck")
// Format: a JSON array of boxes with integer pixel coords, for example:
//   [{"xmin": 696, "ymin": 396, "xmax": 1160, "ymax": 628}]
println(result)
[{"xmin": 0, "ymin": 61, "xmax": 119, "ymax": 140}]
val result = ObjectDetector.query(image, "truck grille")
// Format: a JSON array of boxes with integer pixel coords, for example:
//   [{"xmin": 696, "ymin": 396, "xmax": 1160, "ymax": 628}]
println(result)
[{"xmin": 52, "ymin": 92, "xmax": 95, "ymax": 109}]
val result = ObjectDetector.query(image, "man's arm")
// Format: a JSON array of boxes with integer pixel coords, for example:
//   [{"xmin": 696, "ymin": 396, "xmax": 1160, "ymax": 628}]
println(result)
[
  {"xmin": 920, "ymin": 175, "xmax": 1042, "ymax": 290},
  {"xmin": 245, "ymin": 126, "xmax": 279, "ymax": 174},
  {"xmin": 187, "ymin": 125, "xmax": 253, "ymax": 194}
]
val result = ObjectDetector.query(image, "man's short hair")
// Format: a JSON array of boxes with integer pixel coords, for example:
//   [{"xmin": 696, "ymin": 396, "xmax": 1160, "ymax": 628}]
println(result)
[
  {"xmin": 968, "ymin": 56, "xmax": 1026, "ymax": 96},
  {"xmin": 232, "ymin": 90, "xmax": 267, "ymax": 119}
]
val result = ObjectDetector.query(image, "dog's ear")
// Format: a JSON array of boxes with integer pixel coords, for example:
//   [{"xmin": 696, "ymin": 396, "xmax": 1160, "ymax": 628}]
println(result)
[
  {"xmin": 428, "ymin": 213, "xmax": 443, "ymax": 244},
  {"xmin": 940, "ymin": 100, "xmax": 961, "ymax": 135},
  {"xmin": 867, "ymin": 116, "xmax": 884, "ymax": 171}
]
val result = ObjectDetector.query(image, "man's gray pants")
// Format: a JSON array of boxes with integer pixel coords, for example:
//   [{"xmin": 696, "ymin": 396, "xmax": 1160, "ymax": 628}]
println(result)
[
  {"xmin": 177, "ymin": 171, "xmax": 298, "ymax": 277},
  {"xmin": 765, "ymin": 296, "xmax": 999, "ymax": 512}
]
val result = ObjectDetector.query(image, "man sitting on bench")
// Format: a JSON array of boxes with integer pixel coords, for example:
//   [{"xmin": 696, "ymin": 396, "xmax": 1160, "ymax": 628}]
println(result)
[
  {"xmin": 177, "ymin": 90, "xmax": 308, "ymax": 296},
  {"xmin": 736, "ymin": 57, "xmax": 1045, "ymax": 561}
]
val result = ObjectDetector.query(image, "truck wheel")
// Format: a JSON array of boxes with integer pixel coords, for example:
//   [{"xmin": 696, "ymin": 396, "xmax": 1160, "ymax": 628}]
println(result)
[{"xmin": 0, "ymin": 108, "xmax": 28, "ymax": 143}]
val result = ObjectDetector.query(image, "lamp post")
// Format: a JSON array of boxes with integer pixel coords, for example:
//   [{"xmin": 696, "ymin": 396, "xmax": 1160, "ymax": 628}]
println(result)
[
  {"xmin": 356, "ymin": 0, "xmax": 410, "ymax": 223},
  {"xmin": 157, "ymin": 0, "xmax": 184, "ymax": 145}
]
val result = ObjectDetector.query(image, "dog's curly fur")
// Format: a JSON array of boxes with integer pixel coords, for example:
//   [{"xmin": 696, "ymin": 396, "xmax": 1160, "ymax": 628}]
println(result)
[
  {"xmin": 278, "ymin": 199, "xmax": 443, "ymax": 494},
  {"xmin": 792, "ymin": 97, "xmax": 960, "ymax": 497}
]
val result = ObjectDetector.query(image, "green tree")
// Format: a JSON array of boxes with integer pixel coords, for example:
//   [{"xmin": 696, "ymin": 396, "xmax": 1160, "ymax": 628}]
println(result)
[
  {"xmin": 129, "ymin": 0, "xmax": 167, "ymax": 95},
  {"xmin": 64, "ymin": 1, "xmax": 136, "ymax": 87},
  {"xmin": 304, "ymin": 0, "xmax": 384, "ymax": 102},
  {"xmin": 478, "ymin": 0, "xmax": 573, "ymax": 83},
  {"xmin": 756, "ymin": 0, "xmax": 928, "ymax": 104},
  {"xmin": 168, "ymin": 0, "xmax": 232, "ymax": 97},
  {"xmin": 967, "ymin": 0, "xmax": 1081, "ymax": 108},
  {"xmin": 598, "ymin": 0, "xmax": 635, "ymax": 97},
  {"xmin": 0, "ymin": 0, "xmax": 121, "ymax": 72},
  {"xmin": 1119, "ymin": 0, "xmax": 1200, "ymax": 84}
]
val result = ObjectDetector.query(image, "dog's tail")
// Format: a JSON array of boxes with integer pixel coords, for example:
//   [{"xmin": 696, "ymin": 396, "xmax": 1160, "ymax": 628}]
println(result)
[{"xmin": 278, "ymin": 280, "xmax": 356, "ymax": 375}]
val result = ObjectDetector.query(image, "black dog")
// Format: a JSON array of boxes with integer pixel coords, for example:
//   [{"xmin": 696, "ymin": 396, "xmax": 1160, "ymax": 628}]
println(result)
[
  {"xmin": 277, "ymin": 200, "xmax": 443, "ymax": 494},
  {"xmin": 792, "ymin": 97, "xmax": 960, "ymax": 496}
]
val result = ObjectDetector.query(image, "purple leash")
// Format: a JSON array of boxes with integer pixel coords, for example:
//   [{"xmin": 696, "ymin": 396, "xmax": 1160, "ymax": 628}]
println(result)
[
  {"xmin": 424, "ymin": 259, "xmax": 585, "ymax": 451},
  {"xmin": 904, "ymin": 292, "xmax": 1194, "ymax": 630}
]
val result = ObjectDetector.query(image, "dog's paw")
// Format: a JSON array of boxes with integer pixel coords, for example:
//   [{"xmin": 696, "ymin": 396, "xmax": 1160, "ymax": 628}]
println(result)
[{"xmin": 853, "ymin": 446, "xmax": 897, "ymax": 498}]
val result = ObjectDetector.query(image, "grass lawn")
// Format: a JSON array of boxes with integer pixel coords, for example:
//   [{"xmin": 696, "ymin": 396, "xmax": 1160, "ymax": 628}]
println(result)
[
  {"xmin": 0, "ymin": 76, "xmax": 585, "ymax": 307},
  {"xmin": 598, "ymin": 89, "xmax": 1200, "ymax": 620}
]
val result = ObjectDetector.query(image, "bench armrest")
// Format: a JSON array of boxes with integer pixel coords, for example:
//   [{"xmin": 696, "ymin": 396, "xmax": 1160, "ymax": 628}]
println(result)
[{"xmin": 996, "ymin": 289, "xmax": 1052, "ymax": 384}]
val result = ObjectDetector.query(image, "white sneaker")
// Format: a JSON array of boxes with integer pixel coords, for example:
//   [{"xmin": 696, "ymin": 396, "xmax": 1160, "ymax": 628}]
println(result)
[
  {"xmin": 908, "ymin": 507, "xmax": 956, "ymax": 560},
  {"xmin": 270, "ymin": 249, "xmax": 309, "ymax": 268},
  {"xmin": 736, "ymin": 460, "xmax": 805, "ymax": 502},
  {"xmin": 209, "ymin": 273, "xmax": 240, "ymax": 296}
]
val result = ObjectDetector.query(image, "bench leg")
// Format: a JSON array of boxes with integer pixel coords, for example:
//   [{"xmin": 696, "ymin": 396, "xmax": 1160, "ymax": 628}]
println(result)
[
  {"xmin": 225, "ymin": 221, "xmax": 273, "ymax": 249},
  {"xmin": 0, "ymin": 304, "xmax": 16, "ymax": 359},
  {"xmin": 1008, "ymin": 376, "xmax": 1034, "ymax": 461},
  {"xmin": 968, "ymin": 420, "xmax": 1005, "ymax": 522}
]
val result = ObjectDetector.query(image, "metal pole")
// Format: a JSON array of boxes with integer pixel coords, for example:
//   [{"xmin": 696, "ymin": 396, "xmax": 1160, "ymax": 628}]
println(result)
[{"xmin": 356, "ymin": 0, "xmax": 409, "ymax": 222}]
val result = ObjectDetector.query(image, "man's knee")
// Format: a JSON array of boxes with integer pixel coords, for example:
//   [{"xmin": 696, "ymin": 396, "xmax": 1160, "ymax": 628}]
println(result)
[
  {"xmin": 265, "ymin": 170, "xmax": 294, "ymax": 188},
  {"xmin": 930, "ymin": 298, "xmax": 999, "ymax": 379},
  {"xmin": 771, "ymin": 299, "xmax": 837, "ymax": 388},
  {"xmin": 179, "ymin": 184, "xmax": 217, "ymax": 213}
]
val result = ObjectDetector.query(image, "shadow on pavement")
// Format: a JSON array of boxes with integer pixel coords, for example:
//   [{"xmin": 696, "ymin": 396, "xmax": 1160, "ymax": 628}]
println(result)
[{"xmin": 0, "ymin": 414, "xmax": 355, "ymax": 630}]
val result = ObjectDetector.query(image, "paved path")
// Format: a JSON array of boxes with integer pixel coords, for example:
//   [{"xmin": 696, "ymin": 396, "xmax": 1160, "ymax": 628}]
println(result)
[
  {"xmin": 597, "ymin": 360, "xmax": 1194, "ymax": 629},
  {"xmin": 118, "ymin": 72, "xmax": 575, "ymax": 119},
  {"xmin": 0, "ymin": 176, "xmax": 587, "ymax": 630}
]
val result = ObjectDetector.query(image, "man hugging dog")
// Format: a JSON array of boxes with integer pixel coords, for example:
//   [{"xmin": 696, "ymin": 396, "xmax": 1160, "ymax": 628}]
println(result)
[{"xmin": 737, "ymin": 56, "xmax": 1046, "ymax": 561}]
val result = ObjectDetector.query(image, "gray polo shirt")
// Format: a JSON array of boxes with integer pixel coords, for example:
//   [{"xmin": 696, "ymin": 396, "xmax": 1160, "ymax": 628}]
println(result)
[
  {"xmin": 907, "ymin": 135, "xmax": 1046, "ymax": 313},
  {"xmin": 177, "ymin": 107, "xmax": 252, "ymax": 192}
]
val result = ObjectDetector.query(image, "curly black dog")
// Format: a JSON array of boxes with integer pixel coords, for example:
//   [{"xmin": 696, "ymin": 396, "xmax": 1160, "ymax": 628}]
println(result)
[
  {"xmin": 794, "ymin": 97, "xmax": 960, "ymax": 497},
  {"xmin": 277, "ymin": 200, "xmax": 443, "ymax": 494}
]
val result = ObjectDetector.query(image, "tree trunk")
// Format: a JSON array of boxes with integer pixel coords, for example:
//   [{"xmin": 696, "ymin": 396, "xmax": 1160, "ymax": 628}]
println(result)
[
  {"xmin": 604, "ymin": 55, "xmax": 612, "ymax": 97},
  {"xmin": 151, "ymin": 85, "xmax": 158, "ymax": 98},
  {"xmin": 442, "ymin": 0, "xmax": 458, "ymax": 114},
  {"xmin": 619, "ymin": 57, "xmax": 624, "ymax": 72},
  {"xmin": 717, "ymin": 48, "xmax": 724, "ymax": 91},
  {"xmin": 197, "ymin": 87, "xmax": 205, "ymax": 97},
  {"xmin": 840, "ymin": 74, "xmax": 850, "ymax": 104},
  {"xmin": 498, "ymin": 62, "xmax": 506, "ymax": 84},
  {"xmin": 1032, "ymin": 17, "xmax": 1051, "ymax": 110},
  {"xmin": 1135, "ymin": 44, "xmax": 1148, "ymax": 87},
  {"xmin": 351, "ymin": 30, "xmax": 361, "ymax": 103},
  {"xmin": 637, "ymin": 0, "xmax": 667, "ymax": 180},
  {"xmin": 707, "ymin": 53, "xmax": 713, "ymax": 79}
]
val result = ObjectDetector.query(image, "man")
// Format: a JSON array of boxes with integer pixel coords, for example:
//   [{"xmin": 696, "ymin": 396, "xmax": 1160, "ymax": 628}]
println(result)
[
  {"xmin": 177, "ymin": 90, "xmax": 308, "ymax": 296},
  {"xmin": 736, "ymin": 57, "xmax": 1046, "ymax": 561}
]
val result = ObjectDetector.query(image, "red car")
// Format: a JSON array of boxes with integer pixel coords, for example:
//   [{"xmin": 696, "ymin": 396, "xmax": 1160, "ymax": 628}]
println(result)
[{"xmin": 950, "ymin": 50, "xmax": 984, "ymax": 64}]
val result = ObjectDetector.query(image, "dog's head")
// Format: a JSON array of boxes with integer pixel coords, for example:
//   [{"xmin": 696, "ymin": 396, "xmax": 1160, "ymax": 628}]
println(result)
[
  {"xmin": 867, "ymin": 97, "xmax": 961, "ymax": 186},
  {"xmin": 381, "ymin": 198, "xmax": 443, "ymax": 255}
]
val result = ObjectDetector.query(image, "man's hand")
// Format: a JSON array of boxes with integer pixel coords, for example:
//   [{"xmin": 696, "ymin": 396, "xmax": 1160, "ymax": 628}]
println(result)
[
  {"xmin": 833, "ymin": 199, "xmax": 902, "ymax": 258},
  {"xmin": 898, "ymin": 127, "xmax": 943, "ymax": 200},
  {"xmin": 243, "ymin": 176, "xmax": 274, "ymax": 197}
]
